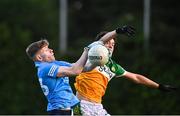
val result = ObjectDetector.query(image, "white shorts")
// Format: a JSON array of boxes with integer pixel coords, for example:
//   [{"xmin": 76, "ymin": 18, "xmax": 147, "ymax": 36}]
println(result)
[{"xmin": 80, "ymin": 100, "xmax": 110, "ymax": 116}]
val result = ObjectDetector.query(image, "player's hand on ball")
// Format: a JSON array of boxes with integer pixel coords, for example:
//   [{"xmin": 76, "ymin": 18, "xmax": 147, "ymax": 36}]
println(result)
[
  {"xmin": 158, "ymin": 84, "xmax": 177, "ymax": 92},
  {"xmin": 116, "ymin": 25, "xmax": 135, "ymax": 37}
]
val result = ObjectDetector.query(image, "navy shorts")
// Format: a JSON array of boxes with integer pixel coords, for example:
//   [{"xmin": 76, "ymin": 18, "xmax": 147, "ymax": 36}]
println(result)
[{"xmin": 48, "ymin": 109, "xmax": 72, "ymax": 115}]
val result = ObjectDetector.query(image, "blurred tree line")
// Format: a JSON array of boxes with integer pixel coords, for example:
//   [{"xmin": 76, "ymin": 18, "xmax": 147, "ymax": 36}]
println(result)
[{"xmin": 0, "ymin": 0, "xmax": 179, "ymax": 114}]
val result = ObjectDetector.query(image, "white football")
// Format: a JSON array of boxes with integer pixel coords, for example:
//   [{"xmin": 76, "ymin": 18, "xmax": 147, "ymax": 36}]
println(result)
[{"xmin": 88, "ymin": 44, "xmax": 109, "ymax": 66}]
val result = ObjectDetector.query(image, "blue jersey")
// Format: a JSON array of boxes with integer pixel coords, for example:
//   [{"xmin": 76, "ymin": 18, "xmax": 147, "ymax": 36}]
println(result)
[{"xmin": 35, "ymin": 60, "xmax": 79, "ymax": 111}]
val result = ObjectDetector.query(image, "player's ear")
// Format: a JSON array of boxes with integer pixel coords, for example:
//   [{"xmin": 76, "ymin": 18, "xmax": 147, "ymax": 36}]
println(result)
[{"xmin": 36, "ymin": 54, "xmax": 43, "ymax": 61}]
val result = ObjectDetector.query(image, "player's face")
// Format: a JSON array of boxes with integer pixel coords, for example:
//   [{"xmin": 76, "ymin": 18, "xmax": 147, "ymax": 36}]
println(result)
[
  {"xmin": 104, "ymin": 39, "xmax": 115, "ymax": 53},
  {"xmin": 37, "ymin": 45, "xmax": 55, "ymax": 62}
]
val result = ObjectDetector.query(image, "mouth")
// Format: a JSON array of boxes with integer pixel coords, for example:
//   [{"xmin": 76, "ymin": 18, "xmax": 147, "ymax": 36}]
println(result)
[{"xmin": 51, "ymin": 53, "xmax": 54, "ymax": 57}]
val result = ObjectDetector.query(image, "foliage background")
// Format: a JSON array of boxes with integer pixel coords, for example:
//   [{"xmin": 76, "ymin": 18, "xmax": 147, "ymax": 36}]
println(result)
[{"xmin": 0, "ymin": 0, "xmax": 179, "ymax": 114}]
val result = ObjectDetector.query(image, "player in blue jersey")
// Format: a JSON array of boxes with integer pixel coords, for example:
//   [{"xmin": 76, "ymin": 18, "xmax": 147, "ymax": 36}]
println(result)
[
  {"xmin": 26, "ymin": 39, "xmax": 87, "ymax": 115},
  {"xmin": 25, "ymin": 29, "xmax": 122, "ymax": 115}
]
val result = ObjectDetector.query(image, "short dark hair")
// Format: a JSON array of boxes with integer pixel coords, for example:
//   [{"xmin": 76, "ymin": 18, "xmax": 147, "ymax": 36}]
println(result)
[{"xmin": 26, "ymin": 39, "xmax": 49, "ymax": 59}]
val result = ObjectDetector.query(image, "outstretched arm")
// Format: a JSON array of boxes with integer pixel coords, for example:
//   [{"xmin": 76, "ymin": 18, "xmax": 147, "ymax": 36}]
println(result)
[
  {"xmin": 99, "ymin": 25, "xmax": 135, "ymax": 43},
  {"xmin": 123, "ymin": 71, "xmax": 177, "ymax": 92},
  {"xmin": 124, "ymin": 71, "xmax": 159, "ymax": 88}
]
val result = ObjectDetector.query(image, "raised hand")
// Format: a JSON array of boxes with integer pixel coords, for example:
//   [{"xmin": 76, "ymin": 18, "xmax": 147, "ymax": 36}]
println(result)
[{"xmin": 116, "ymin": 25, "xmax": 135, "ymax": 37}]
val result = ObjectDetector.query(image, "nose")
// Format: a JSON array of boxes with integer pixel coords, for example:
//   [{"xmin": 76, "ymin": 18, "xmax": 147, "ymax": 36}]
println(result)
[
  {"xmin": 108, "ymin": 44, "xmax": 113, "ymax": 49},
  {"xmin": 49, "ymin": 48, "xmax": 53, "ymax": 53}
]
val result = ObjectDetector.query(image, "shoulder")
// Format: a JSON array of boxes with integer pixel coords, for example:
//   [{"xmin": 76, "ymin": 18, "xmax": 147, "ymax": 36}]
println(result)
[
  {"xmin": 39, "ymin": 62, "xmax": 54, "ymax": 67},
  {"xmin": 37, "ymin": 62, "xmax": 60, "ymax": 77},
  {"xmin": 38, "ymin": 62, "xmax": 58, "ymax": 72},
  {"xmin": 55, "ymin": 60, "xmax": 72, "ymax": 67},
  {"xmin": 106, "ymin": 59, "xmax": 127, "ymax": 77}
]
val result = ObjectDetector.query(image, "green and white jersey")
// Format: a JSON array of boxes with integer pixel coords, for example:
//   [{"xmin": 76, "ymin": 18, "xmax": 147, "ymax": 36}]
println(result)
[{"xmin": 104, "ymin": 58, "xmax": 126, "ymax": 81}]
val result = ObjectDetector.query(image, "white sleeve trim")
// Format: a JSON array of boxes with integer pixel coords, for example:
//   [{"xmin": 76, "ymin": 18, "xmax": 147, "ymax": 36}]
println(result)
[
  {"xmin": 116, "ymin": 70, "xmax": 127, "ymax": 78},
  {"xmin": 48, "ymin": 65, "xmax": 58, "ymax": 77}
]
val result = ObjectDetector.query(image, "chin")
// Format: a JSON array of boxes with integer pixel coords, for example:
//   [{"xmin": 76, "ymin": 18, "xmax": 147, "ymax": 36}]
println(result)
[{"xmin": 47, "ymin": 58, "xmax": 55, "ymax": 62}]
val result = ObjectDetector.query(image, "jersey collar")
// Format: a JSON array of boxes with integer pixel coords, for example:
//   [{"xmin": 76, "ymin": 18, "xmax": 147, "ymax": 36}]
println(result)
[{"xmin": 34, "ymin": 61, "xmax": 41, "ymax": 67}]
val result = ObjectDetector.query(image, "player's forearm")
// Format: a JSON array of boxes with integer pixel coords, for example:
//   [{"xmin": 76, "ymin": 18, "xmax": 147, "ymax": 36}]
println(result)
[
  {"xmin": 73, "ymin": 49, "xmax": 88, "ymax": 73},
  {"xmin": 99, "ymin": 30, "xmax": 117, "ymax": 43},
  {"xmin": 135, "ymin": 74, "xmax": 159, "ymax": 88}
]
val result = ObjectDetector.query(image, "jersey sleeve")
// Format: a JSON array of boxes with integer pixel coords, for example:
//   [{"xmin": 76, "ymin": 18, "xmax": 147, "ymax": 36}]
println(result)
[
  {"xmin": 57, "ymin": 61, "xmax": 72, "ymax": 67},
  {"xmin": 41, "ymin": 63, "xmax": 59, "ymax": 78},
  {"xmin": 106, "ymin": 59, "xmax": 126, "ymax": 77}
]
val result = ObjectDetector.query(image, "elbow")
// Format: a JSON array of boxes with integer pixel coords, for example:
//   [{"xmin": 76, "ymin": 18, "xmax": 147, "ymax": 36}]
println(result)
[
  {"xmin": 132, "ymin": 75, "xmax": 141, "ymax": 84},
  {"xmin": 75, "ymin": 70, "xmax": 81, "ymax": 75},
  {"xmin": 127, "ymin": 73, "xmax": 141, "ymax": 84},
  {"xmin": 134, "ymin": 80, "xmax": 141, "ymax": 84},
  {"xmin": 71, "ymin": 64, "xmax": 83, "ymax": 75},
  {"xmin": 73, "ymin": 68, "xmax": 83, "ymax": 75}
]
